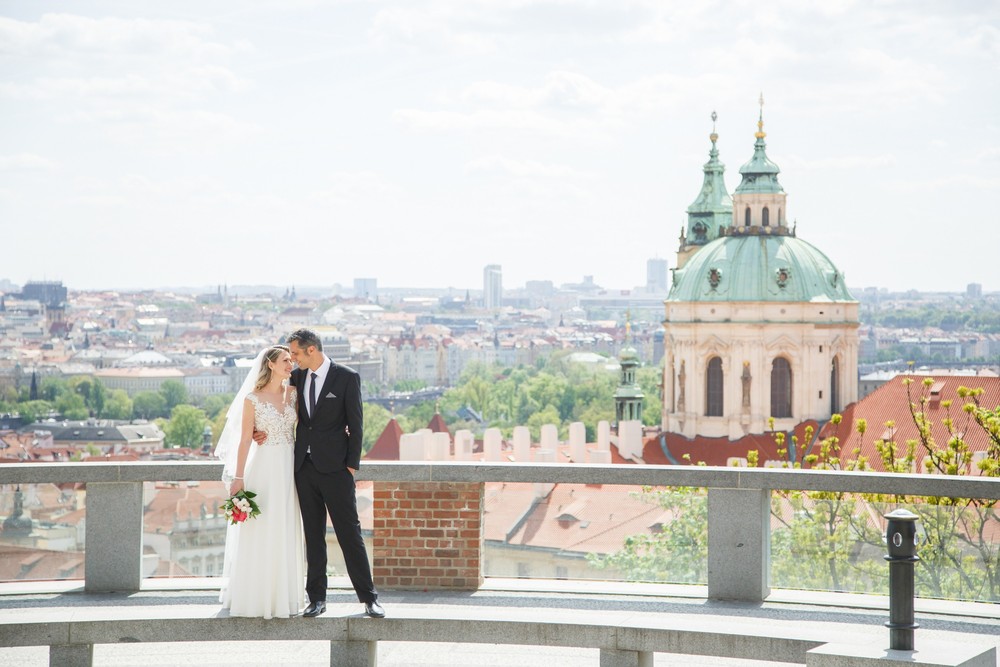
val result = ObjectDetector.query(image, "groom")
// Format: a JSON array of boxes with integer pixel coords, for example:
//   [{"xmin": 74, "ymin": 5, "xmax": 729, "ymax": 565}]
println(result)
[{"xmin": 283, "ymin": 328, "xmax": 383, "ymax": 618}]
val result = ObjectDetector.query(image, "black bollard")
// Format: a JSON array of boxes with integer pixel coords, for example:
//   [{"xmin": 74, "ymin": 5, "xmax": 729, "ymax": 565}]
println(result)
[{"xmin": 884, "ymin": 508, "xmax": 920, "ymax": 651}]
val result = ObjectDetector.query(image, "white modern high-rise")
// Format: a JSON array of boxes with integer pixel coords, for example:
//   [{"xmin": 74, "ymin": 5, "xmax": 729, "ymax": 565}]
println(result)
[
  {"xmin": 354, "ymin": 277, "xmax": 377, "ymax": 302},
  {"xmin": 483, "ymin": 264, "xmax": 502, "ymax": 310}
]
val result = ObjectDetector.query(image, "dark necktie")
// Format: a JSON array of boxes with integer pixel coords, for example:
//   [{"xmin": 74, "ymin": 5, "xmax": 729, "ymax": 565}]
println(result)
[{"xmin": 309, "ymin": 372, "xmax": 318, "ymax": 418}]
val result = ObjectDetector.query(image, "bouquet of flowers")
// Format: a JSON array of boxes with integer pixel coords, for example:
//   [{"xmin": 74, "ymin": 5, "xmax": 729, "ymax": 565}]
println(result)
[{"xmin": 220, "ymin": 490, "xmax": 261, "ymax": 525}]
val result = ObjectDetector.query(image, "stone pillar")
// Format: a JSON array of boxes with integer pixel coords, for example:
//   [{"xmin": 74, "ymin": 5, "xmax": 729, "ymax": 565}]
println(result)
[
  {"xmin": 483, "ymin": 428, "xmax": 503, "ymax": 461},
  {"xmin": 540, "ymin": 424, "xmax": 559, "ymax": 450},
  {"xmin": 50, "ymin": 644, "xmax": 93, "ymax": 667},
  {"xmin": 568, "ymin": 422, "xmax": 586, "ymax": 462},
  {"xmin": 399, "ymin": 433, "xmax": 425, "ymax": 461},
  {"xmin": 330, "ymin": 640, "xmax": 376, "ymax": 666},
  {"xmin": 85, "ymin": 481, "xmax": 143, "ymax": 592},
  {"xmin": 707, "ymin": 487, "xmax": 770, "ymax": 602},
  {"xmin": 590, "ymin": 449, "xmax": 612, "ymax": 464},
  {"xmin": 372, "ymin": 481, "xmax": 483, "ymax": 590},
  {"xmin": 597, "ymin": 421, "xmax": 611, "ymax": 450},
  {"xmin": 512, "ymin": 426, "xmax": 531, "ymax": 461},
  {"xmin": 430, "ymin": 432, "xmax": 450, "ymax": 460},
  {"xmin": 599, "ymin": 649, "xmax": 654, "ymax": 667},
  {"xmin": 454, "ymin": 430, "xmax": 474, "ymax": 460}
]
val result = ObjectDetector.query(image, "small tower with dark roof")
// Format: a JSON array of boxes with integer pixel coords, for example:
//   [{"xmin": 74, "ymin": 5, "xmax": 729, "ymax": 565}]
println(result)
[
  {"xmin": 614, "ymin": 313, "xmax": 644, "ymax": 426},
  {"xmin": 3, "ymin": 486, "xmax": 34, "ymax": 538}
]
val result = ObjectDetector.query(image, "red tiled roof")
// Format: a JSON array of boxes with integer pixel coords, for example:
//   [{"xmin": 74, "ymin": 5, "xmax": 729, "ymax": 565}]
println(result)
[
  {"xmin": 143, "ymin": 484, "xmax": 230, "ymax": 533},
  {"xmin": 500, "ymin": 482, "xmax": 662, "ymax": 556},
  {"xmin": 0, "ymin": 544, "xmax": 84, "ymax": 581},
  {"xmin": 426, "ymin": 413, "xmax": 450, "ymax": 437},
  {"xmin": 817, "ymin": 375, "xmax": 1000, "ymax": 473},
  {"xmin": 642, "ymin": 430, "xmax": 796, "ymax": 467},
  {"xmin": 365, "ymin": 419, "xmax": 403, "ymax": 461}
]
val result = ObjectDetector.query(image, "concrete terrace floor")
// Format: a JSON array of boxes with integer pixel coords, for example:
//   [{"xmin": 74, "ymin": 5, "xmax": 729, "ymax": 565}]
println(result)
[{"xmin": 1, "ymin": 579, "xmax": 998, "ymax": 666}]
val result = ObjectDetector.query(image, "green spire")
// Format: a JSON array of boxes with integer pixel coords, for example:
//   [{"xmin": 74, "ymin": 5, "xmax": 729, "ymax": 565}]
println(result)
[
  {"xmin": 685, "ymin": 111, "xmax": 733, "ymax": 245},
  {"xmin": 735, "ymin": 94, "xmax": 784, "ymax": 195}
]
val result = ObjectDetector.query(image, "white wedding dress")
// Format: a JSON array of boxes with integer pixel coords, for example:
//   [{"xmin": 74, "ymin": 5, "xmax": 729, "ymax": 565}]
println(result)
[{"xmin": 220, "ymin": 389, "xmax": 305, "ymax": 618}]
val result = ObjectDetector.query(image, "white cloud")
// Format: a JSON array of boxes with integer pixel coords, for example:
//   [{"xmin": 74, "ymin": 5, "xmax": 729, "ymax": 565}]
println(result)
[
  {"xmin": 0, "ymin": 153, "xmax": 57, "ymax": 171},
  {"xmin": 310, "ymin": 171, "xmax": 397, "ymax": 206},
  {"xmin": 782, "ymin": 154, "xmax": 898, "ymax": 170},
  {"xmin": 370, "ymin": 6, "xmax": 496, "ymax": 54},
  {"xmin": 466, "ymin": 154, "xmax": 594, "ymax": 179},
  {"xmin": 0, "ymin": 13, "xmax": 233, "ymax": 60},
  {"xmin": 0, "ymin": 66, "xmax": 249, "ymax": 101},
  {"xmin": 53, "ymin": 105, "xmax": 260, "ymax": 152}
]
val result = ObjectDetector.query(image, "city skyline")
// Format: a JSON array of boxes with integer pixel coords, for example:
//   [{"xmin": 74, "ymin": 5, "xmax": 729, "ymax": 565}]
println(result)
[{"xmin": 2, "ymin": 2, "xmax": 998, "ymax": 293}]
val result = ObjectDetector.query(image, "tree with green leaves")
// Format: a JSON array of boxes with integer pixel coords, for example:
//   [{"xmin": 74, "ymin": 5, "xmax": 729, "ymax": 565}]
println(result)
[
  {"xmin": 16, "ymin": 400, "xmax": 53, "ymax": 425},
  {"xmin": 164, "ymin": 404, "xmax": 208, "ymax": 448},
  {"xmin": 200, "ymin": 393, "xmax": 234, "ymax": 420},
  {"xmin": 103, "ymin": 390, "xmax": 133, "ymax": 420},
  {"xmin": 159, "ymin": 380, "xmax": 189, "ymax": 411},
  {"xmin": 69, "ymin": 376, "xmax": 106, "ymax": 417},
  {"xmin": 588, "ymin": 485, "xmax": 707, "ymax": 584},
  {"xmin": 133, "ymin": 391, "xmax": 167, "ymax": 420},
  {"xmin": 56, "ymin": 392, "xmax": 88, "ymax": 420},
  {"xmin": 362, "ymin": 402, "xmax": 393, "ymax": 453}
]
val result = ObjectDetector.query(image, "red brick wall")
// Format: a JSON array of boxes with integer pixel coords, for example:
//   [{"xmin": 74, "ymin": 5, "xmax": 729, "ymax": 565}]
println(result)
[{"xmin": 372, "ymin": 481, "xmax": 484, "ymax": 590}]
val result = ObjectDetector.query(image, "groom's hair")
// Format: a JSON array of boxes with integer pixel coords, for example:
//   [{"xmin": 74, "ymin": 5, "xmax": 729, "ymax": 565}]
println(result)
[{"xmin": 288, "ymin": 328, "xmax": 323, "ymax": 352}]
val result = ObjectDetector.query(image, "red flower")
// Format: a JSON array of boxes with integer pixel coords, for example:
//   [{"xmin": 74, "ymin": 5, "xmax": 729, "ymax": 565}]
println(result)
[{"xmin": 233, "ymin": 509, "xmax": 248, "ymax": 523}]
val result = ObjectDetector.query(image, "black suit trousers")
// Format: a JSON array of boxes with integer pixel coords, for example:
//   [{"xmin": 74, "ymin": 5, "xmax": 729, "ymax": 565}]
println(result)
[{"xmin": 295, "ymin": 457, "xmax": 377, "ymax": 604}]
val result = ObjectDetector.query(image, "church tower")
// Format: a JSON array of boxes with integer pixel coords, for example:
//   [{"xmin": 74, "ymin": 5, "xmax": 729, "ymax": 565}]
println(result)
[
  {"xmin": 676, "ymin": 112, "xmax": 733, "ymax": 270},
  {"xmin": 732, "ymin": 99, "xmax": 788, "ymax": 233},
  {"xmin": 614, "ymin": 315, "xmax": 644, "ymax": 425},
  {"xmin": 662, "ymin": 102, "xmax": 859, "ymax": 441}
]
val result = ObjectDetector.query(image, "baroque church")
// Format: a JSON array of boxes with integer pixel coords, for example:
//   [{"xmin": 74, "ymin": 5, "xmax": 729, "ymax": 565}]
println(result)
[{"xmin": 661, "ymin": 107, "xmax": 859, "ymax": 440}]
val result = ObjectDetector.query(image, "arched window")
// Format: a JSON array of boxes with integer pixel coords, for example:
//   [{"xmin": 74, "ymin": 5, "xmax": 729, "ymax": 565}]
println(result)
[
  {"xmin": 744, "ymin": 207, "xmax": 751, "ymax": 226},
  {"xmin": 706, "ymin": 357, "xmax": 723, "ymax": 416},
  {"xmin": 762, "ymin": 206, "xmax": 770, "ymax": 226},
  {"xmin": 830, "ymin": 357, "xmax": 840, "ymax": 414},
  {"xmin": 770, "ymin": 357, "xmax": 792, "ymax": 419}
]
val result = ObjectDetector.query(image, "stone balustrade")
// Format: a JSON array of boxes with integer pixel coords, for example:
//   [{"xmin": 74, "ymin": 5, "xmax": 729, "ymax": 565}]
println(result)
[{"xmin": 2, "ymin": 461, "xmax": 999, "ymax": 599}]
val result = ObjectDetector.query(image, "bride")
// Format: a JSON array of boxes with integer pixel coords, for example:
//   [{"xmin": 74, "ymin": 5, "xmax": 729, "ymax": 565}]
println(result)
[{"xmin": 215, "ymin": 345, "xmax": 304, "ymax": 618}]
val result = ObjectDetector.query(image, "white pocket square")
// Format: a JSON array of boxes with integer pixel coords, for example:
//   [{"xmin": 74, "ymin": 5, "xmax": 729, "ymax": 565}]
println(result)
[{"xmin": 325, "ymin": 392, "xmax": 337, "ymax": 398}]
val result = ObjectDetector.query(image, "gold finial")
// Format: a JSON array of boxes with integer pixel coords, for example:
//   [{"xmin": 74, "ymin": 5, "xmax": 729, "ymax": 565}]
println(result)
[
  {"xmin": 755, "ymin": 92, "xmax": 766, "ymax": 139},
  {"xmin": 709, "ymin": 110, "xmax": 718, "ymax": 143},
  {"xmin": 625, "ymin": 309, "xmax": 632, "ymax": 340}
]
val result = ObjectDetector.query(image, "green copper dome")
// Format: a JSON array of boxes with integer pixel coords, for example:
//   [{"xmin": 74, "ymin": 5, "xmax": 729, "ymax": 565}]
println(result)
[{"xmin": 667, "ymin": 234, "xmax": 855, "ymax": 303}]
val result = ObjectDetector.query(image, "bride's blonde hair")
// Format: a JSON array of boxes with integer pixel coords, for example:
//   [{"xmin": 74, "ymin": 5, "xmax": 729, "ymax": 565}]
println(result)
[{"xmin": 254, "ymin": 345, "xmax": 290, "ymax": 390}]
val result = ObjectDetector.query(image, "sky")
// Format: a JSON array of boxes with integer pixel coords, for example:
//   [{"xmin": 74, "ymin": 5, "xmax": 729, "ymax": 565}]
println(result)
[{"xmin": 1, "ymin": 1, "xmax": 998, "ymax": 294}]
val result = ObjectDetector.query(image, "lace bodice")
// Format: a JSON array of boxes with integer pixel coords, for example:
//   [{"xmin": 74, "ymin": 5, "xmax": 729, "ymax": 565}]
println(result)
[{"xmin": 247, "ymin": 389, "xmax": 297, "ymax": 447}]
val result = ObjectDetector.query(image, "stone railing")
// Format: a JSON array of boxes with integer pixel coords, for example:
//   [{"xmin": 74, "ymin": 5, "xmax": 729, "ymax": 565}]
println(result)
[{"xmin": 2, "ymin": 461, "xmax": 1000, "ymax": 600}]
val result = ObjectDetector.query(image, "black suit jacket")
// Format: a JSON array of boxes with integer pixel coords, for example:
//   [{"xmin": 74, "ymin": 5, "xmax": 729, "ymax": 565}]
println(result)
[{"xmin": 292, "ymin": 361, "xmax": 364, "ymax": 473}]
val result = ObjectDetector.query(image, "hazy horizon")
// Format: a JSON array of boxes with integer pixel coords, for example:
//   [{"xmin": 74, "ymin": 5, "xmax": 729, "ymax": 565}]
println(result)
[{"xmin": 3, "ymin": 2, "xmax": 998, "ymax": 293}]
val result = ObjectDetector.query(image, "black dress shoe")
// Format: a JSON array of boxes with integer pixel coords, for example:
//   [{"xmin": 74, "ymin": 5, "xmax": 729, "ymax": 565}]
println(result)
[
  {"xmin": 364, "ymin": 601, "xmax": 385, "ymax": 618},
  {"xmin": 303, "ymin": 601, "xmax": 326, "ymax": 617}
]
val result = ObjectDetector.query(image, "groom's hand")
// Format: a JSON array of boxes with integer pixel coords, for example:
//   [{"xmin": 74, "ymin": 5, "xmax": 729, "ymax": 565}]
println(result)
[
  {"xmin": 348, "ymin": 467, "xmax": 356, "ymax": 476},
  {"xmin": 252, "ymin": 429, "xmax": 267, "ymax": 445}
]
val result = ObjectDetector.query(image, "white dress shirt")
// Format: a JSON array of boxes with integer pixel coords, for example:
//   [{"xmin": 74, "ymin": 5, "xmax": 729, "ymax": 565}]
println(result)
[{"xmin": 304, "ymin": 354, "xmax": 331, "ymax": 418}]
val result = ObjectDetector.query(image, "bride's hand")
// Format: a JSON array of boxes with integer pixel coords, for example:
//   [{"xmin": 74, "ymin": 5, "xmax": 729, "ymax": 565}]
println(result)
[
  {"xmin": 229, "ymin": 479, "xmax": 244, "ymax": 496},
  {"xmin": 252, "ymin": 429, "xmax": 267, "ymax": 445}
]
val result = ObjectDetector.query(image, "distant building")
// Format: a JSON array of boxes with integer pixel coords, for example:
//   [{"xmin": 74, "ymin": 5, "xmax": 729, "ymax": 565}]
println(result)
[
  {"xmin": 95, "ymin": 367, "xmax": 185, "ymax": 396},
  {"xmin": 967, "ymin": 283, "xmax": 983, "ymax": 299},
  {"xmin": 483, "ymin": 264, "xmax": 502, "ymax": 310},
  {"xmin": 646, "ymin": 258, "xmax": 669, "ymax": 293},
  {"xmin": 663, "ymin": 108, "xmax": 858, "ymax": 439},
  {"xmin": 354, "ymin": 278, "xmax": 377, "ymax": 302},
  {"xmin": 20, "ymin": 281, "xmax": 67, "ymax": 310}
]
